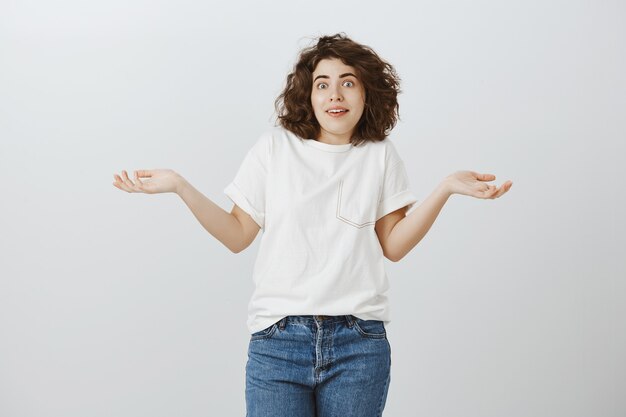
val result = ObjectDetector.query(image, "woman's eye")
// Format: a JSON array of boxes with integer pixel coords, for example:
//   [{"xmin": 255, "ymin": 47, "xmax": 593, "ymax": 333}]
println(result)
[{"xmin": 315, "ymin": 80, "xmax": 354, "ymax": 89}]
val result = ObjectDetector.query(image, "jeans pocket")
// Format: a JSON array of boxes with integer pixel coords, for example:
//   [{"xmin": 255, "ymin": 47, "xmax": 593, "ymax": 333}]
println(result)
[
  {"xmin": 351, "ymin": 316, "xmax": 387, "ymax": 339},
  {"xmin": 250, "ymin": 323, "xmax": 278, "ymax": 341}
]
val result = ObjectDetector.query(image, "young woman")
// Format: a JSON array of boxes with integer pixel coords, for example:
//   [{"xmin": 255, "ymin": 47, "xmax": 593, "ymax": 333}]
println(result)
[{"xmin": 113, "ymin": 33, "xmax": 512, "ymax": 417}]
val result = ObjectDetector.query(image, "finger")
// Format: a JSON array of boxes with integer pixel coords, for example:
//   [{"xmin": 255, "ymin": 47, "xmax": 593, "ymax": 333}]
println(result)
[
  {"xmin": 493, "ymin": 182, "xmax": 511, "ymax": 198},
  {"xmin": 113, "ymin": 173, "xmax": 124, "ymax": 186},
  {"xmin": 113, "ymin": 174, "xmax": 132, "ymax": 192},
  {"xmin": 500, "ymin": 181, "xmax": 513, "ymax": 196},
  {"xmin": 136, "ymin": 170, "xmax": 152, "ymax": 178},
  {"xmin": 472, "ymin": 171, "xmax": 494, "ymax": 181},
  {"xmin": 122, "ymin": 171, "xmax": 140, "ymax": 192},
  {"xmin": 127, "ymin": 170, "xmax": 145, "ymax": 192},
  {"xmin": 133, "ymin": 171, "xmax": 144, "ymax": 188},
  {"xmin": 121, "ymin": 170, "xmax": 138, "ymax": 189}
]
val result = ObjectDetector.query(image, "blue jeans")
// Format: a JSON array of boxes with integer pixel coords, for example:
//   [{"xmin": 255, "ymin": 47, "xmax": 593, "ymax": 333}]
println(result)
[{"xmin": 245, "ymin": 315, "xmax": 391, "ymax": 417}]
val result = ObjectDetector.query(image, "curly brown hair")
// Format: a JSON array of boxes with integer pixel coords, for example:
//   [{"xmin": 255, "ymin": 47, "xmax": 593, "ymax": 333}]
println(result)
[{"xmin": 274, "ymin": 33, "xmax": 402, "ymax": 147}]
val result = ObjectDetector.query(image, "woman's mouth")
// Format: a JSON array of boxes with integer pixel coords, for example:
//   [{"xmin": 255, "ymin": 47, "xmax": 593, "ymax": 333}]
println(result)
[{"xmin": 326, "ymin": 109, "xmax": 349, "ymax": 118}]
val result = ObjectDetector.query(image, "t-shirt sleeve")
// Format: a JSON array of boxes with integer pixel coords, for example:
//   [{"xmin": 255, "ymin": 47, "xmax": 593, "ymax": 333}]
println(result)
[
  {"xmin": 375, "ymin": 140, "xmax": 419, "ymax": 221},
  {"xmin": 223, "ymin": 132, "xmax": 272, "ymax": 230}
]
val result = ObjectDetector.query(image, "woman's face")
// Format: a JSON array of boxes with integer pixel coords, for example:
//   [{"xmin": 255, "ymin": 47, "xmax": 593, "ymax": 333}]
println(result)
[{"xmin": 310, "ymin": 58, "xmax": 366, "ymax": 143}]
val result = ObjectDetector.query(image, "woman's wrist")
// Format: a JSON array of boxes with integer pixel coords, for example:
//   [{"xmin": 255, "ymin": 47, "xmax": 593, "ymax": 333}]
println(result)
[
  {"xmin": 439, "ymin": 177, "xmax": 455, "ymax": 197},
  {"xmin": 174, "ymin": 174, "xmax": 189, "ymax": 195}
]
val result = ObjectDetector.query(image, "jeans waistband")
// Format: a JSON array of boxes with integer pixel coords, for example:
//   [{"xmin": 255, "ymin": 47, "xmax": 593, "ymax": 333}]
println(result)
[{"xmin": 277, "ymin": 315, "xmax": 357, "ymax": 330}]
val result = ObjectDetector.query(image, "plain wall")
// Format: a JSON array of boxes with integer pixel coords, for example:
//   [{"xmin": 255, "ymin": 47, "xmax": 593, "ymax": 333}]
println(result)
[{"xmin": 1, "ymin": 0, "xmax": 624, "ymax": 416}]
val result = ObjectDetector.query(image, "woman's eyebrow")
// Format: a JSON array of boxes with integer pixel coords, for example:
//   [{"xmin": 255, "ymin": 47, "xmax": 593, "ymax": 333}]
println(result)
[{"xmin": 313, "ymin": 72, "xmax": 357, "ymax": 82}]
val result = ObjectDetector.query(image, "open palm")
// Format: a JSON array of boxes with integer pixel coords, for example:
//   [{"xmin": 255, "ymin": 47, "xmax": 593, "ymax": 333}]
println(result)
[
  {"xmin": 445, "ymin": 170, "xmax": 513, "ymax": 199},
  {"xmin": 112, "ymin": 169, "xmax": 181, "ymax": 194}
]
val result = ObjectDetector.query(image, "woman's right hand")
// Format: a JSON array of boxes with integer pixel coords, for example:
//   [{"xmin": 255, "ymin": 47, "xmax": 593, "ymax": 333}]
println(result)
[{"xmin": 112, "ymin": 169, "xmax": 183, "ymax": 194}]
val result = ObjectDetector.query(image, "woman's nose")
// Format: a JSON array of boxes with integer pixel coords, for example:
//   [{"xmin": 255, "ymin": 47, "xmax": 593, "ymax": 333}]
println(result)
[
  {"xmin": 330, "ymin": 88, "xmax": 343, "ymax": 101},
  {"xmin": 323, "ymin": 81, "xmax": 341, "ymax": 99}
]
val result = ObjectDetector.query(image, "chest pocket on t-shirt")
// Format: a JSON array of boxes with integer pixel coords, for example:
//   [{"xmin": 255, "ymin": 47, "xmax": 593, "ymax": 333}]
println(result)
[{"xmin": 336, "ymin": 178, "xmax": 381, "ymax": 228}]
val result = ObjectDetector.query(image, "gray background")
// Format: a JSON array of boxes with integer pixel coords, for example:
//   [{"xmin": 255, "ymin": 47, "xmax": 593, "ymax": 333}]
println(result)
[{"xmin": 1, "ymin": 0, "xmax": 624, "ymax": 416}]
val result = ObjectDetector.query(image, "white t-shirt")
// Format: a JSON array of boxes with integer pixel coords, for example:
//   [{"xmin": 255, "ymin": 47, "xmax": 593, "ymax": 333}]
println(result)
[{"xmin": 224, "ymin": 126, "xmax": 419, "ymax": 334}]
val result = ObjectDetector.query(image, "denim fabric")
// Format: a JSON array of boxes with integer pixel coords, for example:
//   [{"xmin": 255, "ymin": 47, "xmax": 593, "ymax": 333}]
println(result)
[{"xmin": 245, "ymin": 315, "xmax": 391, "ymax": 417}]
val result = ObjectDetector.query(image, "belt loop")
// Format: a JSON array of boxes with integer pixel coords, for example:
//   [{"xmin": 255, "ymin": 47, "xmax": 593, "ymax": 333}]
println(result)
[
  {"xmin": 279, "ymin": 316, "xmax": 287, "ymax": 330},
  {"xmin": 345, "ymin": 315, "xmax": 355, "ymax": 328}
]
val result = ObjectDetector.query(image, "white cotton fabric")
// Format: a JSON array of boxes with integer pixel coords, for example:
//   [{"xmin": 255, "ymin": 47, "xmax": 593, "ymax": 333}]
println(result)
[{"xmin": 224, "ymin": 126, "xmax": 419, "ymax": 334}]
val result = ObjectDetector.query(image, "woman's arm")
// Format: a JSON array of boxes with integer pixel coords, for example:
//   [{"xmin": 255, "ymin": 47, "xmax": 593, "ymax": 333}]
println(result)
[
  {"xmin": 382, "ymin": 181, "xmax": 451, "ymax": 262},
  {"xmin": 113, "ymin": 169, "xmax": 248, "ymax": 253},
  {"xmin": 383, "ymin": 171, "xmax": 512, "ymax": 262},
  {"xmin": 176, "ymin": 177, "xmax": 249, "ymax": 253}
]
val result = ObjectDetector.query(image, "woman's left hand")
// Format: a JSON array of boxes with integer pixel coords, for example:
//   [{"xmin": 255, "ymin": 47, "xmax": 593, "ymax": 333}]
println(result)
[{"xmin": 444, "ymin": 171, "xmax": 513, "ymax": 199}]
